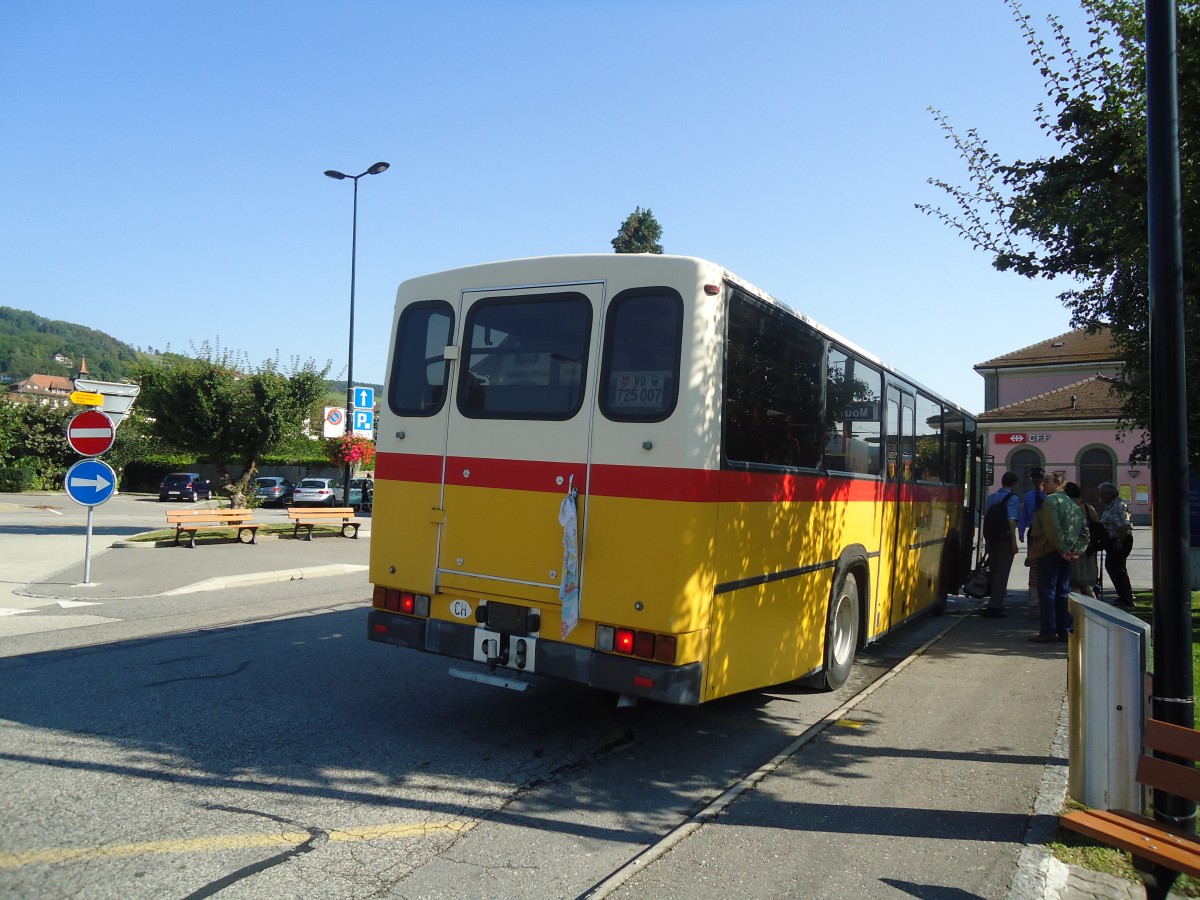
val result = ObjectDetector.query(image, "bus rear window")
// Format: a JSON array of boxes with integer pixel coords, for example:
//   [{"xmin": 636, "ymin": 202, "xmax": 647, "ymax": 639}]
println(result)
[
  {"xmin": 388, "ymin": 301, "xmax": 454, "ymax": 417},
  {"xmin": 458, "ymin": 292, "xmax": 591, "ymax": 420},
  {"xmin": 600, "ymin": 288, "xmax": 683, "ymax": 422}
]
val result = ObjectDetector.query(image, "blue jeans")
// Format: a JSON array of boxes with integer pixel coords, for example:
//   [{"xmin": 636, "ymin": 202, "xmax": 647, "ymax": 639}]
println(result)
[{"xmin": 1036, "ymin": 553, "xmax": 1073, "ymax": 638}]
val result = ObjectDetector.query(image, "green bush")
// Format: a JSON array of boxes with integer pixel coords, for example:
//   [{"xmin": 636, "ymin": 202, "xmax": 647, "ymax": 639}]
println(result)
[{"xmin": 0, "ymin": 466, "xmax": 38, "ymax": 492}]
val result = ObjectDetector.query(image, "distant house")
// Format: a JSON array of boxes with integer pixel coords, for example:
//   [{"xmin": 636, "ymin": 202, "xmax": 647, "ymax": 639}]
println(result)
[
  {"xmin": 5, "ymin": 373, "xmax": 75, "ymax": 408},
  {"xmin": 974, "ymin": 327, "xmax": 1150, "ymax": 523},
  {"xmin": 53, "ymin": 353, "xmax": 73, "ymax": 367}
]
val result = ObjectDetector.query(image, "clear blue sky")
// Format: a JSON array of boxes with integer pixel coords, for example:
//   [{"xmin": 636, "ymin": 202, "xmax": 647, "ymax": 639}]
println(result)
[{"xmin": 1, "ymin": 1, "xmax": 1094, "ymax": 411}]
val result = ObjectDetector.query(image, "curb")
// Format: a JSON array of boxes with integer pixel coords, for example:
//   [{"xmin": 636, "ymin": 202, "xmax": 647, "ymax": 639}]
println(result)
[{"xmin": 160, "ymin": 563, "xmax": 370, "ymax": 596}]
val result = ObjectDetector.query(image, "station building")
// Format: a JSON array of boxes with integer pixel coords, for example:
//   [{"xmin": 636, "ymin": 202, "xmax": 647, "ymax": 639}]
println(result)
[{"xmin": 974, "ymin": 327, "xmax": 1151, "ymax": 524}]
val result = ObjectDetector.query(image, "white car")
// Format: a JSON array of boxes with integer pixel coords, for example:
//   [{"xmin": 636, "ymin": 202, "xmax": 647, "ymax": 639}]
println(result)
[{"xmin": 292, "ymin": 478, "xmax": 343, "ymax": 507}]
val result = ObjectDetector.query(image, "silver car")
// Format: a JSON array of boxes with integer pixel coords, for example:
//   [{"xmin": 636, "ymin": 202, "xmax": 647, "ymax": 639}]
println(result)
[
  {"xmin": 292, "ymin": 478, "xmax": 343, "ymax": 507},
  {"xmin": 253, "ymin": 476, "xmax": 293, "ymax": 506}
]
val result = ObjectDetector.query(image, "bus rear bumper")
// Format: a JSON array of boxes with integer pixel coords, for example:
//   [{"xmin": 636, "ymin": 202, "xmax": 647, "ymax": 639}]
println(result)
[{"xmin": 367, "ymin": 611, "xmax": 703, "ymax": 705}]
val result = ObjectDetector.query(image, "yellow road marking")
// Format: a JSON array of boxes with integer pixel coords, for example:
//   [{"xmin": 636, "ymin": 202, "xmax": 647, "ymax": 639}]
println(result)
[{"xmin": 0, "ymin": 820, "xmax": 475, "ymax": 869}]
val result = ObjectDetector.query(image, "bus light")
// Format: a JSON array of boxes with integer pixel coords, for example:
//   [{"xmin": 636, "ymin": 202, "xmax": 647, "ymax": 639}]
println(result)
[
  {"xmin": 633, "ymin": 631, "xmax": 656, "ymax": 658},
  {"xmin": 615, "ymin": 628, "xmax": 635, "ymax": 654},
  {"xmin": 655, "ymin": 635, "xmax": 677, "ymax": 663},
  {"xmin": 373, "ymin": 588, "xmax": 429, "ymax": 617},
  {"xmin": 596, "ymin": 625, "xmax": 614, "ymax": 652}
]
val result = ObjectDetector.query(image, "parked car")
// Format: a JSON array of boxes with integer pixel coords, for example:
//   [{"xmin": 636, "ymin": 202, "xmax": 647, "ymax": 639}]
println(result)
[
  {"xmin": 253, "ymin": 476, "xmax": 293, "ymax": 506},
  {"xmin": 349, "ymin": 477, "xmax": 373, "ymax": 511},
  {"xmin": 158, "ymin": 472, "xmax": 213, "ymax": 502},
  {"xmin": 292, "ymin": 478, "xmax": 343, "ymax": 507}
]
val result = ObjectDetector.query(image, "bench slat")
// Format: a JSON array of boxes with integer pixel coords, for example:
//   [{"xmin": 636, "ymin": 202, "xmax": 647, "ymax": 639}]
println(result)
[
  {"xmin": 1138, "ymin": 755, "xmax": 1200, "ymax": 806},
  {"xmin": 1144, "ymin": 719, "xmax": 1200, "ymax": 762},
  {"xmin": 1061, "ymin": 810, "xmax": 1200, "ymax": 879}
]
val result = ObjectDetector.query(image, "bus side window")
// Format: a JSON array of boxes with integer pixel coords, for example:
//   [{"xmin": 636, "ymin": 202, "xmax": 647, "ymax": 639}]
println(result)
[
  {"xmin": 599, "ymin": 288, "xmax": 684, "ymax": 422},
  {"xmin": 388, "ymin": 301, "xmax": 454, "ymax": 417},
  {"xmin": 826, "ymin": 346, "xmax": 882, "ymax": 476},
  {"xmin": 724, "ymin": 290, "xmax": 823, "ymax": 469}
]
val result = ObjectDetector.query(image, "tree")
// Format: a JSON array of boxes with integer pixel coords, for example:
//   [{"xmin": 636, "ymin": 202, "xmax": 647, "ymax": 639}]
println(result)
[
  {"xmin": 611, "ymin": 206, "xmax": 665, "ymax": 254},
  {"xmin": 133, "ymin": 343, "xmax": 330, "ymax": 506},
  {"xmin": 0, "ymin": 401, "xmax": 75, "ymax": 488},
  {"xmin": 919, "ymin": 0, "xmax": 1199, "ymax": 464}
]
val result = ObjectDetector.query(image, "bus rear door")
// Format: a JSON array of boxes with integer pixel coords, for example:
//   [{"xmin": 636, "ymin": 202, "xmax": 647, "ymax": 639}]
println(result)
[{"xmin": 436, "ymin": 283, "xmax": 604, "ymax": 630}]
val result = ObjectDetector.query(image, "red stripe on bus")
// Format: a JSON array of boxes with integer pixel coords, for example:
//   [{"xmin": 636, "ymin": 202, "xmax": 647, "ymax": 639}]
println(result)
[{"xmin": 374, "ymin": 451, "xmax": 963, "ymax": 504}]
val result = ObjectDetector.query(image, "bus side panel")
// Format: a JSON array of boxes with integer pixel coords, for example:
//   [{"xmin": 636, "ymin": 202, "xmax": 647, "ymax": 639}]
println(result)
[
  {"xmin": 582, "ymin": 495, "xmax": 719, "ymax": 639},
  {"xmin": 707, "ymin": 572, "xmax": 832, "ymax": 701},
  {"xmin": 707, "ymin": 497, "xmax": 834, "ymax": 700}
]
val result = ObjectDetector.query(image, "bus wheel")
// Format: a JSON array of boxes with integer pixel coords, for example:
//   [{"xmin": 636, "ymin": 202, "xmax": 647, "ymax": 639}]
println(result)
[{"xmin": 822, "ymin": 571, "xmax": 860, "ymax": 691}]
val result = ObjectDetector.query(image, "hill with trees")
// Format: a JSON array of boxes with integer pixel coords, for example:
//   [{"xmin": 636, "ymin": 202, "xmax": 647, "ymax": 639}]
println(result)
[{"xmin": 0, "ymin": 306, "xmax": 141, "ymax": 382}]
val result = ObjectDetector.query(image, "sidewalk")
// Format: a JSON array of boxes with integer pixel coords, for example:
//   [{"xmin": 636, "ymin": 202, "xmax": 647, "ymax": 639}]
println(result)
[{"xmin": 597, "ymin": 528, "xmax": 1161, "ymax": 900}]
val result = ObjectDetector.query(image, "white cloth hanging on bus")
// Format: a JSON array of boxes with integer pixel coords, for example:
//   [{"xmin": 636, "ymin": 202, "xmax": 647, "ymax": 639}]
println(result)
[{"xmin": 559, "ymin": 475, "xmax": 580, "ymax": 638}]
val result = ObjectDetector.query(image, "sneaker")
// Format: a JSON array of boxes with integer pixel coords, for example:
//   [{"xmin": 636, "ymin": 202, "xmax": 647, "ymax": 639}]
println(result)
[{"xmin": 980, "ymin": 608, "xmax": 1007, "ymax": 618}]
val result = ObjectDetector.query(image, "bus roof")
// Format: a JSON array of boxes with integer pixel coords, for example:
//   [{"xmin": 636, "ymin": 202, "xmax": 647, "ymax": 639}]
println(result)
[{"xmin": 399, "ymin": 253, "xmax": 975, "ymax": 422}]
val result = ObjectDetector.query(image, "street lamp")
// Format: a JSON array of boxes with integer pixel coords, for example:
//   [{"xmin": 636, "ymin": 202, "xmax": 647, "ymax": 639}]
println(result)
[{"xmin": 324, "ymin": 161, "xmax": 389, "ymax": 502}]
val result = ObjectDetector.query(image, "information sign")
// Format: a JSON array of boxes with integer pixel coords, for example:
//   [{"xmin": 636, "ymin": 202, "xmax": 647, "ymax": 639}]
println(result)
[
  {"xmin": 64, "ymin": 458, "xmax": 117, "ymax": 507},
  {"xmin": 354, "ymin": 386, "xmax": 375, "ymax": 409},
  {"xmin": 353, "ymin": 409, "xmax": 374, "ymax": 438}
]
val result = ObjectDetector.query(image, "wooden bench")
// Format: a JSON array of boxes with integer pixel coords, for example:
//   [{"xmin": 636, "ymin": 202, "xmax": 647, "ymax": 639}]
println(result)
[
  {"xmin": 287, "ymin": 506, "xmax": 361, "ymax": 541},
  {"xmin": 165, "ymin": 509, "xmax": 262, "ymax": 549},
  {"xmin": 1061, "ymin": 717, "xmax": 1200, "ymax": 899}
]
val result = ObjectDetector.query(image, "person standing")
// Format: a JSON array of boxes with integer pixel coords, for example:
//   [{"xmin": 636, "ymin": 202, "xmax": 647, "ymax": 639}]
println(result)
[
  {"xmin": 981, "ymin": 472, "xmax": 1020, "ymax": 618},
  {"xmin": 1027, "ymin": 472, "xmax": 1090, "ymax": 643},
  {"xmin": 1064, "ymin": 481, "xmax": 1101, "ymax": 598},
  {"xmin": 1017, "ymin": 467, "xmax": 1047, "ymax": 618},
  {"xmin": 1099, "ymin": 482, "xmax": 1135, "ymax": 607}
]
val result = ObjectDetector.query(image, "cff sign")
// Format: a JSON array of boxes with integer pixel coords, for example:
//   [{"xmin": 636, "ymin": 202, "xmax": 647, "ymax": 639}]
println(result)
[
  {"xmin": 995, "ymin": 433, "xmax": 1052, "ymax": 445},
  {"xmin": 66, "ymin": 409, "xmax": 116, "ymax": 456}
]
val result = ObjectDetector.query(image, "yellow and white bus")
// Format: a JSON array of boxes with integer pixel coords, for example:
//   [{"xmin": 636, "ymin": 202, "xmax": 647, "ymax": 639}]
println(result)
[{"xmin": 367, "ymin": 254, "xmax": 979, "ymax": 705}]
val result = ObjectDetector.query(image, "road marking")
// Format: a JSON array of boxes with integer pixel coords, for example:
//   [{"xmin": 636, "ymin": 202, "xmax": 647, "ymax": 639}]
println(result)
[
  {"xmin": 55, "ymin": 600, "xmax": 100, "ymax": 608},
  {"xmin": 0, "ymin": 608, "xmax": 33, "ymax": 617},
  {"xmin": 0, "ymin": 820, "xmax": 475, "ymax": 869}
]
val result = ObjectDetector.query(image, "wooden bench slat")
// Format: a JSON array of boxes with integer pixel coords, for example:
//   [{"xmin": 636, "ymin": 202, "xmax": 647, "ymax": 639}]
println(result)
[
  {"xmin": 1061, "ymin": 810, "xmax": 1200, "ymax": 879},
  {"xmin": 1144, "ymin": 719, "xmax": 1200, "ymax": 762},
  {"xmin": 1138, "ymin": 755, "xmax": 1200, "ymax": 806},
  {"xmin": 1060, "ymin": 718, "xmax": 1200, "ymax": 896}
]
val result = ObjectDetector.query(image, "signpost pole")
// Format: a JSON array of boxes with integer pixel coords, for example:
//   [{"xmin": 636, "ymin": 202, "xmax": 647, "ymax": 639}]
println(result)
[{"xmin": 83, "ymin": 505, "xmax": 95, "ymax": 584}]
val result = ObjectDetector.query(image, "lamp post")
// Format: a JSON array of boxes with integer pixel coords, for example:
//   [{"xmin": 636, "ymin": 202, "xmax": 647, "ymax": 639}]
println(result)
[{"xmin": 324, "ymin": 161, "xmax": 388, "ymax": 503}]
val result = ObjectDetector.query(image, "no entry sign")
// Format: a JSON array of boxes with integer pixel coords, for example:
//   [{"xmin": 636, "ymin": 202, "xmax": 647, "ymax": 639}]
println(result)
[{"xmin": 66, "ymin": 409, "xmax": 115, "ymax": 456}]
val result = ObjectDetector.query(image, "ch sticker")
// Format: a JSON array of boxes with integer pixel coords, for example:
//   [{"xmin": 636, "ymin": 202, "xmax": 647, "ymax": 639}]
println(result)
[{"xmin": 450, "ymin": 599, "xmax": 472, "ymax": 619}]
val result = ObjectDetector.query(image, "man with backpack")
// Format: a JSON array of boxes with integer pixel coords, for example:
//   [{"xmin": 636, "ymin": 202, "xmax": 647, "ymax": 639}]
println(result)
[{"xmin": 980, "ymin": 472, "xmax": 1021, "ymax": 618}]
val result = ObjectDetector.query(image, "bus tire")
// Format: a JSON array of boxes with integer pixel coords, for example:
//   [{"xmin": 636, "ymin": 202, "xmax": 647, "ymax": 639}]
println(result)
[{"xmin": 822, "ymin": 570, "xmax": 860, "ymax": 691}]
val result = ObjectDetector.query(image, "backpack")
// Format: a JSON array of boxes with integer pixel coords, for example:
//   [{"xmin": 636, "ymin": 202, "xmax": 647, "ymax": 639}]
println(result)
[{"xmin": 982, "ymin": 491, "xmax": 1013, "ymax": 541}]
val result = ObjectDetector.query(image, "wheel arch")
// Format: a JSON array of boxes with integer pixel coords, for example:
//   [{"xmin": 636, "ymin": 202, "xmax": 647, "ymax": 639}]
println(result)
[{"xmin": 832, "ymin": 544, "xmax": 871, "ymax": 650}]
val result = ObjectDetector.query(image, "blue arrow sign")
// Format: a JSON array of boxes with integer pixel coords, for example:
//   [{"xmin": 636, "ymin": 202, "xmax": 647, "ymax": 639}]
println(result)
[
  {"xmin": 354, "ymin": 386, "xmax": 374, "ymax": 409},
  {"xmin": 64, "ymin": 458, "xmax": 118, "ymax": 507}
]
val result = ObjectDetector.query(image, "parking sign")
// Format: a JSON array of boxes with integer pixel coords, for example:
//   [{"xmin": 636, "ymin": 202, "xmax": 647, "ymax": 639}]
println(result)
[{"xmin": 353, "ymin": 409, "xmax": 374, "ymax": 438}]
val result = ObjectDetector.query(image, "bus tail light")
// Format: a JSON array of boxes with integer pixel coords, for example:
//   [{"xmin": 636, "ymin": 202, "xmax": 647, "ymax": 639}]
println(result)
[
  {"xmin": 372, "ymin": 586, "xmax": 429, "ymax": 617},
  {"xmin": 595, "ymin": 625, "xmax": 677, "ymax": 663}
]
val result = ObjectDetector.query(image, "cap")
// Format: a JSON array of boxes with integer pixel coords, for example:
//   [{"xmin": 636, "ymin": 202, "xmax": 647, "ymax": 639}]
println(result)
[{"xmin": 1030, "ymin": 467, "xmax": 1045, "ymax": 479}]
